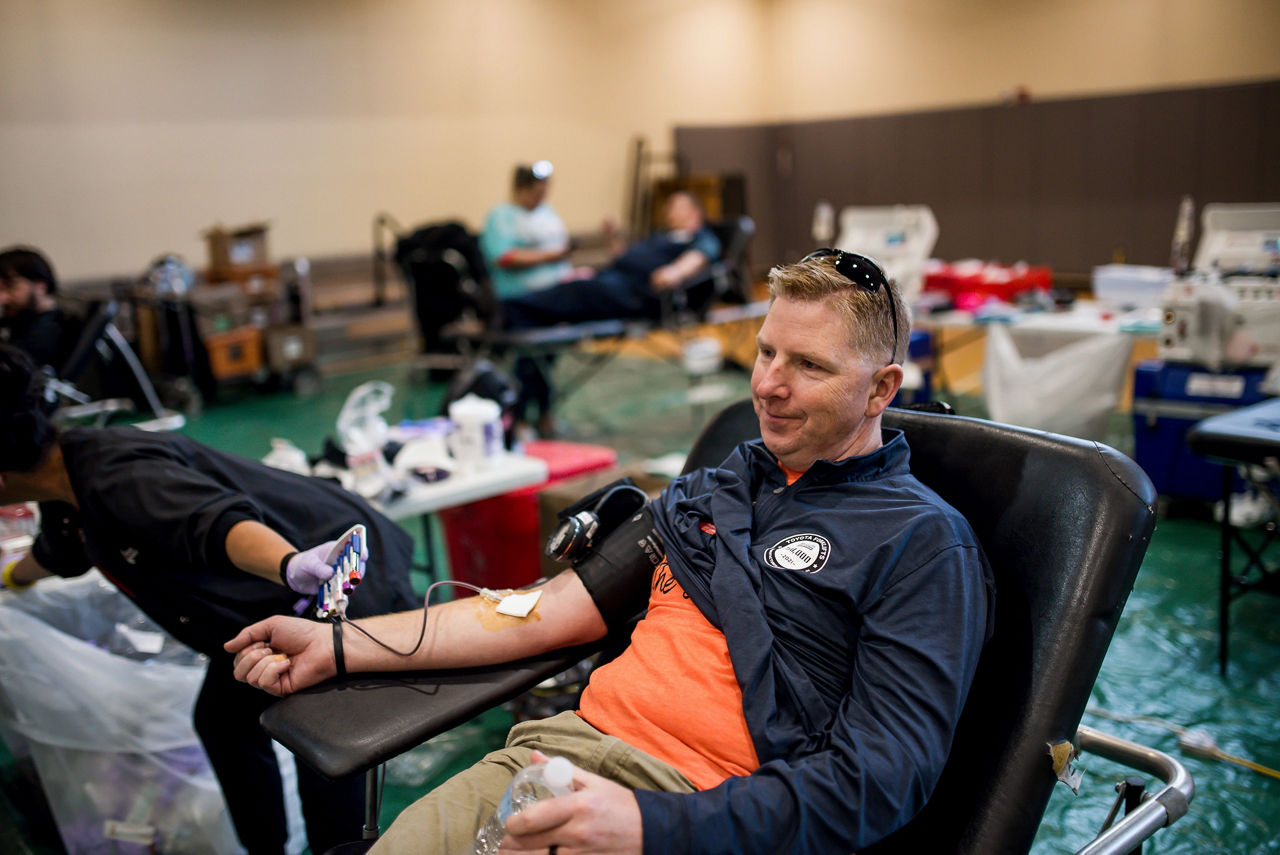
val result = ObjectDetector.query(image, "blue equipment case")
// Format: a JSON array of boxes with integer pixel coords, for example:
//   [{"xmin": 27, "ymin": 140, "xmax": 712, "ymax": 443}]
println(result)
[
  {"xmin": 1132, "ymin": 360, "xmax": 1272, "ymax": 501},
  {"xmin": 892, "ymin": 329, "xmax": 934, "ymax": 406}
]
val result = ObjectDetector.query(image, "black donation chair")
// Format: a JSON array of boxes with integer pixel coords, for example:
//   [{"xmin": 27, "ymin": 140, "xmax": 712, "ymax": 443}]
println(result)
[
  {"xmin": 262, "ymin": 402, "xmax": 1191, "ymax": 854},
  {"xmin": 658, "ymin": 214, "xmax": 756, "ymax": 326}
]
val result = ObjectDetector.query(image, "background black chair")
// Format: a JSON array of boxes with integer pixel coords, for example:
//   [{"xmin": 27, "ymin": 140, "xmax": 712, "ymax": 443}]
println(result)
[
  {"xmin": 262, "ymin": 402, "xmax": 1191, "ymax": 853},
  {"xmin": 44, "ymin": 300, "xmax": 185, "ymax": 431},
  {"xmin": 658, "ymin": 214, "xmax": 756, "ymax": 326}
]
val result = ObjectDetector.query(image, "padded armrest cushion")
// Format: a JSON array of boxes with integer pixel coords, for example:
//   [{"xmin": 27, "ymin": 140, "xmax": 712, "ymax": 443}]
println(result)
[
  {"xmin": 1187, "ymin": 398, "xmax": 1280, "ymax": 467},
  {"xmin": 259, "ymin": 644, "xmax": 597, "ymax": 780}
]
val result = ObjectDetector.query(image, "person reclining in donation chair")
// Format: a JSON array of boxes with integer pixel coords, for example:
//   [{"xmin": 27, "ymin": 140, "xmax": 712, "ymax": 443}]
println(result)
[
  {"xmin": 227, "ymin": 250, "xmax": 995, "ymax": 855},
  {"xmin": 497, "ymin": 190, "xmax": 721, "ymax": 332}
]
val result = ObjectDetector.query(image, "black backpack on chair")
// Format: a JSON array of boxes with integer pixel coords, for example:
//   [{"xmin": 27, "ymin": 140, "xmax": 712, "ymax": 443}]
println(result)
[{"xmin": 394, "ymin": 222, "xmax": 494, "ymax": 356}]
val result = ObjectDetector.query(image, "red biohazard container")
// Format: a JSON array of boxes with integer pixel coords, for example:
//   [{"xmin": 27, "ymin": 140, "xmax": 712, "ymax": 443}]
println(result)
[{"xmin": 438, "ymin": 441, "xmax": 618, "ymax": 591}]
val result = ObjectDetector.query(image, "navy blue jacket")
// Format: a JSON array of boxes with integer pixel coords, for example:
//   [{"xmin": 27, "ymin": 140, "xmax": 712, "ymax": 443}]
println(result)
[
  {"xmin": 634, "ymin": 431, "xmax": 994, "ymax": 854},
  {"xmin": 597, "ymin": 226, "xmax": 721, "ymax": 295}
]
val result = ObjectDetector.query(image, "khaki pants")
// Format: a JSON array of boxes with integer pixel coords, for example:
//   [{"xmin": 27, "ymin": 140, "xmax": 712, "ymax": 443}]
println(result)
[{"xmin": 370, "ymin": 711, "xmax": 696, "ymax": 854}]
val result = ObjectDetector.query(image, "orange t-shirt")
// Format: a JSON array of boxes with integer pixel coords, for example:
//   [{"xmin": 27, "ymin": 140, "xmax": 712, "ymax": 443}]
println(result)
[
  {"xmin": 576, "ymin": 467, "xmax": 804, "ymax": 789},
  {"xmin": 577, "ymin": 554, "xmax": 758, "ymax": 789}
]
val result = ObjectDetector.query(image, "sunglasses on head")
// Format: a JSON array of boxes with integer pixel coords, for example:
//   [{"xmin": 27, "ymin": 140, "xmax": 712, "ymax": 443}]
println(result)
[{"xmin": 800, "ymin": 248, "xmax": 899, "ymax": 365}]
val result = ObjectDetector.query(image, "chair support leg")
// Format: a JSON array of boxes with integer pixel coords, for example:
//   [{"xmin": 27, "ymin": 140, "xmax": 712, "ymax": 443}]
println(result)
[
  {"xmin": 1219, "ymin": 466, "xmax": 1232, "ymax": 676},
  {"xmin": 363, "ymin": 766, "xmax": 381, "ymax": 839}
]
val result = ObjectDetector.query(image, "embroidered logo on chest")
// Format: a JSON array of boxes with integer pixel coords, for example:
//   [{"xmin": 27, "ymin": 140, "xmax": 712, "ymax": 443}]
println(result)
[{"xmin": 763, "ymin": 533, "xmax": 831, "ymax": 573}]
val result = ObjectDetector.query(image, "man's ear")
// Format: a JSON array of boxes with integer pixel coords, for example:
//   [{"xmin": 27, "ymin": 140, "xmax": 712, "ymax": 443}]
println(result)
[{"xmin": 865, "ymin": 364, "xmax": 905, "ymax": 418}]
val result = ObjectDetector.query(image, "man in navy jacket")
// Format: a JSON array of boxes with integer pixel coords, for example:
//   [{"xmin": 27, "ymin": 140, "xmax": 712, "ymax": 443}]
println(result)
[{"xmin": 229, "ymin": 250, "xmax": 994, "ymax": 854}]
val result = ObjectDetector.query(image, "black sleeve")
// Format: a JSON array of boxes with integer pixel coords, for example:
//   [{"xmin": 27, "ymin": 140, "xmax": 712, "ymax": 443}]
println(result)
[
  {"xmin": 30, "ymin": 503, "xmax": 92, "ymax": 577},
  {"xmin": 90, "ymin": 455, "xmax": 265, "ymax": 575}
]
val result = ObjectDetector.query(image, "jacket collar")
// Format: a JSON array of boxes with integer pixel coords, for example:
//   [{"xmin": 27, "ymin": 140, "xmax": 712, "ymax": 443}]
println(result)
[{"xmin": 744, "ymin": 427, "xmax": 911, "ymax": 486}]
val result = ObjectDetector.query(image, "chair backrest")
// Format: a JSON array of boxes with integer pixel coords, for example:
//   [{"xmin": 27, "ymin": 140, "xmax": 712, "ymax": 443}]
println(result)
[
  {"xmin": 665, "ymin": 216, "xmax": 758, "ymax": 322},
  {"xmin": 682, "ymin": 397, "xmax": 761, "ymax": 473},
  {"xmin": 706, "ymin": 215, "xmax": 756, "ymax": 304},
  {"xmin": 394, "ymin": 221, "xmax": 495, "ymax": 348},
  {"xmin": 683, "ymin": 401, "xmax": 1157, "ymax": 854}
]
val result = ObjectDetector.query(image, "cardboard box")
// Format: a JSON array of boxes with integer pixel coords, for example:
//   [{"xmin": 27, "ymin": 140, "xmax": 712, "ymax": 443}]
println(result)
[
  {"xmin": 204, "ymin": 325, "xmax": 263, "ymax": 379},
  {"xmin": 204, "ymin": 222, "xmax": 270, "ymax": 275},
  {"xmin": 537, "ymin": 465, "xmax": 670, "ymax": 578},
  {"xmin": 189, "ymin": 283, "xmax": 251, "ymax": 339}
]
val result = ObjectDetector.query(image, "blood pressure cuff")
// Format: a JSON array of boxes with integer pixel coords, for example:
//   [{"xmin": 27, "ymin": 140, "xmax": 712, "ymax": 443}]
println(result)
[{"xmin": 571, "ymin": 505, "xmax": 663, "ymax": 632}]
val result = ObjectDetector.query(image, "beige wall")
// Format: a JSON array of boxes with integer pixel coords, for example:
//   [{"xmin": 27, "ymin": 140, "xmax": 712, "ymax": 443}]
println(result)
[
  {"xmin": 0, "ymin": 0, "xmax": 772, "ymax": 279},
  {"xmin": 762, "ymin": 0, "xmax": 1280, "ymax": 120},
  {"xmin": 1, "ymin": 0, "xmax": 1277, "ymax": 280}
]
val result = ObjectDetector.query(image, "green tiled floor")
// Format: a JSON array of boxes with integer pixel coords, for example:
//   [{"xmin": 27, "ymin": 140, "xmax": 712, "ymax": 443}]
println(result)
[{"xmin": 2, "ymin": 355, "xmax": 1277, "ymax": 853}]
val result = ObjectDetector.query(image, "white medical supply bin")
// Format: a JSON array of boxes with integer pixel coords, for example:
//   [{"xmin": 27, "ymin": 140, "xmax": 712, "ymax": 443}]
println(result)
[{"xmin": 835, "ymin": 205, "xmax": 939, "ymax": 305}]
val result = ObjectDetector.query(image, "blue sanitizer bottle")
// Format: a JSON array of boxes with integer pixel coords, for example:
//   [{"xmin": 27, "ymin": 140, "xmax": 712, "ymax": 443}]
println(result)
[{"xmin": 472, "ymin": 756, "xmax": 575, "ymax": 854}]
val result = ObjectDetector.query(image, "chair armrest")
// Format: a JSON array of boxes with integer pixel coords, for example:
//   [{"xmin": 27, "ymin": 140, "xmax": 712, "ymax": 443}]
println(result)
[
  {"xmin": 1071, "ymin": 724, "xmax": 1194, "ymax": 855},
  {"xmin": 1187, "ymin": 398, "xmax": 1280, "ymax": 468},
  {"xmin": 259, "ymin": 645, "xmax": 597, "ymax": 780},
  {"xmin": 660, "ymin": 262, "xmax": 729, "ymax": 325}
]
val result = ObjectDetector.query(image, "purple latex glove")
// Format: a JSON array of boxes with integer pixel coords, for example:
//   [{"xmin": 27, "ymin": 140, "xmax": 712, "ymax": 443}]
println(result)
[
  {"xmin": 283, "ymin": 536, "xmax": 370, "ymax": 594},
  {"xmin": 282, "ymin": 541, "xmax": 338, "ymax": 594}
]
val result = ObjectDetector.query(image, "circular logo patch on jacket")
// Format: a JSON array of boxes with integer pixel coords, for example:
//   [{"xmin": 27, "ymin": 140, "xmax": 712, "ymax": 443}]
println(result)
[{"xmin": 763, "ymin": 533, "xmax": 831, "ymax": 573}]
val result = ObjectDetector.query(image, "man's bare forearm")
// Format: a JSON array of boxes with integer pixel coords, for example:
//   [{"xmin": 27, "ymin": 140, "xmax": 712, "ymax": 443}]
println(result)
[{"xmin": 341, "ymin": 569, "xmax": 608, "ymax": 672}]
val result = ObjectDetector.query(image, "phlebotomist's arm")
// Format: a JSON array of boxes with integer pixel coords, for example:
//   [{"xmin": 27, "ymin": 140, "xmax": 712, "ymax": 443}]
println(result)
[
  {"xmin": 1, "ymin": 552, "xmax": 52, "ymax": 589},
  {"xmin": 6, "ymin": 516, "xmax": 303, "ymax": 589},
  {"xmin": 224, "ymin": 519, "xmax": 303, "ymax": 585},
  {"xmin": 3, "ymin": 502, "xmax": 89, "ymax": 590}
]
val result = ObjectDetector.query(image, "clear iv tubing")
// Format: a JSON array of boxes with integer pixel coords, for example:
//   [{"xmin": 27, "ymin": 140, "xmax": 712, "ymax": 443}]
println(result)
[{"xmin": 339, "ymin": 578, "xmax": 499, "ymax": 658}]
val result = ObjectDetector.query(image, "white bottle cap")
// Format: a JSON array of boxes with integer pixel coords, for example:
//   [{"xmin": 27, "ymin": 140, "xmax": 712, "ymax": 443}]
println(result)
[
  {"xmin": 542, "ymin": 756, "xmax": 574, "ymax": 792},
  {"xmin": 448, "ymin": 393, "xmax": 501, "ymax": 425}
]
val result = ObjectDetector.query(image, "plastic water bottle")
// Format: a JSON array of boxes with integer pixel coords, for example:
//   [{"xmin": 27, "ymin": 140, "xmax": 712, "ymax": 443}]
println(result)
[{"xmin": 472, "ymin": 756, "xmax": 575, "ymax": 855}]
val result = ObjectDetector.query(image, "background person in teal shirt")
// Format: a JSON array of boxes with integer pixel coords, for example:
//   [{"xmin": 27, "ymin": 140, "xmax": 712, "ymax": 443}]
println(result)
[
  {"xmin": 480, "ymin": 161, "xmax": 573, "ymax": 300},
  {"xmin": 480, "ymin": 161, "xmax": 576, "ymax": 435}
]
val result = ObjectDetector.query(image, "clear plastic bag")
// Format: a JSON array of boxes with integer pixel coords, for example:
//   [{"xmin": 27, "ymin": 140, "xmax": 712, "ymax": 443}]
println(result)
[
  {"xmin": 335, "ymin": 380, "xmax": 405, "ymax": 502},
  {"xmin": 982, "ymin": 323, "xmax": 1134, "ymax": 440},
  {"xmin": 336, "ymin": 380, "xmax": 395, "ymax": 456},
  {"xmin": 0, "ymin": 572, "xmax": 306, "ymax": 853}
]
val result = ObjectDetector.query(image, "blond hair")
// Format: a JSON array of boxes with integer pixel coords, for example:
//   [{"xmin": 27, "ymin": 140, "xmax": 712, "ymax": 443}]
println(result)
[{"xmin": 766, "ymin": 256, "xmax": 910, "ymax": 364}]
